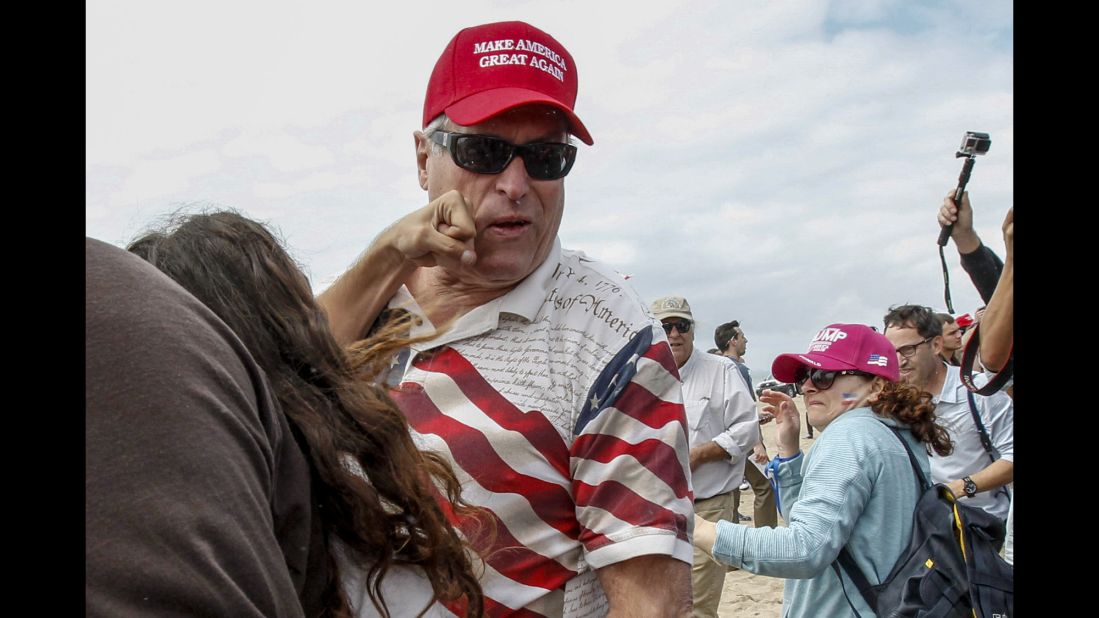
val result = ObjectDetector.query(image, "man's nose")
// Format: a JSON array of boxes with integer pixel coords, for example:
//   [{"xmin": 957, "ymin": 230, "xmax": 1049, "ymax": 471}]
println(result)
[{"xmin": 495, "ymin": 155, "xmax": 530, "ymax": 203}]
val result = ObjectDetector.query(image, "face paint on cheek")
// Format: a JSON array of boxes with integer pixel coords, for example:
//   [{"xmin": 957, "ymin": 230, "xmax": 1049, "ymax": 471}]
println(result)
[{"xmin": 841, "ymin": 392, "xmax": 859, "ymax": 405}]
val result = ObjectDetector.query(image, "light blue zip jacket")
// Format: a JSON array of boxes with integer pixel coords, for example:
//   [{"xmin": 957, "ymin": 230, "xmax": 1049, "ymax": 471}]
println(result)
[{"xmin": 711, "ymin": 407, "xmax": 929, "ymax": 617}]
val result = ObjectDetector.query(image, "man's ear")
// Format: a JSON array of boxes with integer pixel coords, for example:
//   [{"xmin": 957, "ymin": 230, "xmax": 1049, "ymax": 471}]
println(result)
[
  {"xmin": 414, "ymin": 131, "xmax": 430, "ymax": 190},
  {"xmin": 931, "ymin": 335, "xmax": 944, "ymax": 355}
]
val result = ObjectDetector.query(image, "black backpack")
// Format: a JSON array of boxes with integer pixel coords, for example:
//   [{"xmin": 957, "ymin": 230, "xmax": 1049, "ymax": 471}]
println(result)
[{"xmin": 830, "ymin": 425, "xmax": 1013, "ymax": 617}]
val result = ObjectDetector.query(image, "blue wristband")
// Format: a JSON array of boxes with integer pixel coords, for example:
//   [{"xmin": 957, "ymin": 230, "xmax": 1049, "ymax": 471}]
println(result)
[{"xmin": 766, "ymin": 452, "xmax": 802, "ymax": 515}]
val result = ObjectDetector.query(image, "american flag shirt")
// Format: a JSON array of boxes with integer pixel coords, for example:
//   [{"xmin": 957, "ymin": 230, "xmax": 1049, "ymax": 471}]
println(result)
[{"xmin": 383, "ymin": 240, "xmax": 693, "ymax": 617}]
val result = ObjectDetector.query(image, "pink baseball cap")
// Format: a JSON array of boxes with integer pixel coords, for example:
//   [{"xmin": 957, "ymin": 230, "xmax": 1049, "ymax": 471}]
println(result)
[
  {"xmin": 423, "ymin": 21, "xmax": 594, "ymax": 145},
  {"xmin": 771, "ymin": 323, "xmax": 900, "ymax": 383}
]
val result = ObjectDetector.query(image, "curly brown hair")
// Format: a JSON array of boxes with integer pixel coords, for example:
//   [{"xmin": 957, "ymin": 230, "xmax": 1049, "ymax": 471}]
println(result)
[
  {"xmin": 869, "ymin": 380, "xmax": 953, "ymax": 456},
  {"xmin": 129, "ymin": 210, "xmax": 484, "ymax": 618}
]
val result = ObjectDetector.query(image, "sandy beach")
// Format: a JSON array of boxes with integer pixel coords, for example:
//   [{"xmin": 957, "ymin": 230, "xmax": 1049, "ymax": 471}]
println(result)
[{"xmin": 716, "ymin": 394, "xmax": 817, "ymax": 618}]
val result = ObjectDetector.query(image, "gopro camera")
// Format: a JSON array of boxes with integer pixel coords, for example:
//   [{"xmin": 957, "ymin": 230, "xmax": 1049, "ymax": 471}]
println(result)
[{"xmin": 957, "ymin": 131, "xmax": 991, "ymax": 157}]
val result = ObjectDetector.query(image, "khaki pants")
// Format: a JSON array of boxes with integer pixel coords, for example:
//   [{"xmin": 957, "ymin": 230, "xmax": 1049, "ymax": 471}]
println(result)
[{"xmin": 692, "ymin": 491, "xmax": 736, "ymax": 618}]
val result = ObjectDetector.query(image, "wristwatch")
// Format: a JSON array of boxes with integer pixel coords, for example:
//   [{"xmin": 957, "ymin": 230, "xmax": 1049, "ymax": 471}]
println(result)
[{"xmin": 962, "ymin": 476, "xmax": 978, "ymax": 498}]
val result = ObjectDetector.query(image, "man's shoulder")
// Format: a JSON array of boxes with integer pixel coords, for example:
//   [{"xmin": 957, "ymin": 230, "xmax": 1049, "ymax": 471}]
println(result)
[
  {"xmin": 973, "ymin": 387, "xmax": 1013, "ymax": 418},
  {"xmin": 556, "ymin": 247, "xmax": 639, "ymax": 296},
  {"xmin": 692, "ymin": 350, "xmax": 736, "ymax": 371},
  {"xmin": 682, "ymin": 352, "xmax": 746, "ymax": 401},
  {"xmin": 942, "ymin": 365, "xmax": 1012, "ymax": 414},
  {"xmin": 539, "ymin": 247, "xmax": 656, "ymax": 329},
  {"xmin": 940, "ymin": 364, "xmax": 981, "ymax": 402}
]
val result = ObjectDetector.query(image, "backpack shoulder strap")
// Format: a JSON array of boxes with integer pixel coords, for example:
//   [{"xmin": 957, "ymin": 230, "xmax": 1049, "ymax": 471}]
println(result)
[
  {"xmin": 885, "ymin": 425, "xmax": 931, "ymax": 492},
  {"xmin": 833, "ymin": 548, "xmax": 877, "ymax": 615},
  {"xmin": 831, "ymin": 421, "xmax": 928, "ymax": 614}
]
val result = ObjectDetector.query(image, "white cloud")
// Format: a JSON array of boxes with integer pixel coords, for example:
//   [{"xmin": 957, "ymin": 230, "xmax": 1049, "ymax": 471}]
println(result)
[
  {"xmin": 252, "ymin": 170, "xmax": 360, "ymax": 200},
  {"xmin": 223, "ymin": 131, "xmax": 335, "ymax": 173},
  {"xmin": 110, "ymin": 150, "xmax": 222, "ymax": 207},
  {"xmin": 86, "ymin": 0, "xmax": 1011, "ymax": 375}
]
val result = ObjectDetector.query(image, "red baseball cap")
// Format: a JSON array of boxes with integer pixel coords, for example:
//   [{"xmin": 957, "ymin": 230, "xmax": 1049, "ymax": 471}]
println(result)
[
  {"xmin": 423, "ymin": 21, "xmax": 593, "ymax": 145},
  {"xmin": 955, "ymin": 313, "xmax": 975, "ymax": 328},
  {"xmin": 771, "ymin": 323, "xmax": 900, "ymax": 384}
]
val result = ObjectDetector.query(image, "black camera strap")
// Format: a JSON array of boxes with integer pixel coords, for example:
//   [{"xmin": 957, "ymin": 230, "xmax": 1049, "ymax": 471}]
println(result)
[
  {"xmin": 939, "ymin": 245, "xmax": 954, "ymax": 314},
  {"xmin": 959, "ymin": 322, "xmax": 1013, "ymax": 396},
  {"xmin": 963, "ymin": 388, "xmax": 1012, "ymax": 504},
  {"xmin": 964, "ymin": 390, "xmax": 999, "ymax": 463}
]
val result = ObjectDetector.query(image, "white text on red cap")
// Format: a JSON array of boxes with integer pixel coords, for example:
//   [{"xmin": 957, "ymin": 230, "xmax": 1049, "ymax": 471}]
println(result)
[{"xmin": 472, "ymin": 39, "xmax": 568, "ymax": 81}]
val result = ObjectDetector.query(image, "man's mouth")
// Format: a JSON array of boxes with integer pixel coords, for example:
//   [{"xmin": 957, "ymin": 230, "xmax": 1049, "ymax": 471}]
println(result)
[
  {"xmin": 489, "ymin": 217, "xmax": 529, "ymax": 228},
  {"xmin": 486, "ymin": 219, "xmax": 531, "ymax": 236}
]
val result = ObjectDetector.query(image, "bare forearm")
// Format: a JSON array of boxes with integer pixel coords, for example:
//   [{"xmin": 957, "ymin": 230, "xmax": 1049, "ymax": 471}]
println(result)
[
  {"xmin": 947, "ymin": 459, "xmax": 1013, "ymax": 497},
  {"xmin": 317, "ymin": 235, "xmax": 416, "ymax": 345},
  {"xmin": 689, "ymin": 440, "xmax": 731, "ymax": 470},
  {"xmin": 598, "ymin": 555, "xmax": 691, "ymax": 617},
  {"xmin": 316, "ymin": 191, "xmax": 480, "ymax": 345},
  {"xmin": 979, "ymin": 257, "xmax": 1013, "ymax": 371},
  {"xmin": 972, "ymin": 459, "xmax": 1013, "ymax": 492}
]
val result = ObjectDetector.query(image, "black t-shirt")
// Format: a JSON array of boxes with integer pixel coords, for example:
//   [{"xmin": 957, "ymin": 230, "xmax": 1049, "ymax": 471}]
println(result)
[{"xmin": 86, "ymin": 238, "xmax": 325, "ymax": 617}]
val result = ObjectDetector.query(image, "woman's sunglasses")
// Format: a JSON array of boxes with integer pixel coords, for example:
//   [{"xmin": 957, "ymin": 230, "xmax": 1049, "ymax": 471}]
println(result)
[
  {"xmin": 430, "ymin": 130, "xmax": 577, "ymax": 180},
  {"xmin": 793, "ymin": 367, "xmax": 873, "ymax": 391}
]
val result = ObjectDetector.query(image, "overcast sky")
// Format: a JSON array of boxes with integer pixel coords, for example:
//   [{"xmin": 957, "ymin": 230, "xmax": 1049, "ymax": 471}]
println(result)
[{"xmin": 86, "ymin": 0, "xmax": 1012, "ymax": 382}]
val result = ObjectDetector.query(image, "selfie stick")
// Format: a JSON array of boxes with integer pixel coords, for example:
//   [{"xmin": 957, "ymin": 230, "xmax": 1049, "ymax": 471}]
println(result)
[
  {"xmin": 937, "ymin": 156, "xmax": 978, "ymax": 247},
  {"xmin": 938, "ymin": 132, "xmax": 990, "ymax": 313}
]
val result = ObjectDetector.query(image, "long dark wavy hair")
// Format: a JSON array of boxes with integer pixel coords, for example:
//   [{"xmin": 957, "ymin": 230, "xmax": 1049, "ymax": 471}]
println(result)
[
  {"xmin": 128, "ymin": 210, "xmax": 484, "ymax": 618},
  {"xmin": 870, "ymin": 380, "xmax": 953, "ymax": 457}
]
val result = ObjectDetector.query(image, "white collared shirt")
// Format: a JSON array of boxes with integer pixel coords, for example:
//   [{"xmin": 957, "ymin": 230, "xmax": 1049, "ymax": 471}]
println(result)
[
  {"xmin": 678, "ymin": 348, "xmax": 759, "ymax": 499},
  {"xmin": 931, "ymin": 365, "xmax": 1014, "ymax": 519}
]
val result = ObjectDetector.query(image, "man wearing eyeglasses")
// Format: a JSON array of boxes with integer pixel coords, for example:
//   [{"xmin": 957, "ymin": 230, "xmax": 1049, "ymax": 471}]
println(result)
[
  {"xmin": 653, "ymin": 297, "xmax": 758, "ymax": 618},
  {"xmin": 319, "ymin": 21, "xmax": 692, "ymax": 617},
  {"xmin": 883, "ymin": 304, "xmax": 1013, "ymax": 521}
]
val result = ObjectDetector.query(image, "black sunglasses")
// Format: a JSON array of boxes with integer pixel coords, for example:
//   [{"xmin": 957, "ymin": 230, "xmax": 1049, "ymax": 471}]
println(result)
[
  {"xmin": 430, "ymin": 130, "xmax": 577, "ymax": 180},
  {"xmin": 793, "ymin": 367, "xmax": 873, "ymax": 391},
  {"xmin": 661, "ymin": 319, "xmax": 692, "ymax": 335}
]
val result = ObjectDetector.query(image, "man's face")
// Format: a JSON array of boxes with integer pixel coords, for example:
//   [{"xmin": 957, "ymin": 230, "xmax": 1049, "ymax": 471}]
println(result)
[
  {"xmin": 884, "ymin": 324, "xmax": 943, "ymax": 392},
  {"xmin": 734, "ymin": 329, "xmax": 748, "ymax": 357},
  {"xmin": 415, "ymin": 105, "xmax": 567, "ymax": 289},
  {"xmin": 941, "ymin": 321, "xmax": 962, "ymax": 353},
  {"xmin": 662, "ymin": 318, "xmax": 695, "ymax": 368}
]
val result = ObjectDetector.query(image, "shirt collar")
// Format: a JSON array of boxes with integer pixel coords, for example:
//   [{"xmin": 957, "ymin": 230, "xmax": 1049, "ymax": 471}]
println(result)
[
  {"xmin": 935, "ymin": 363, "xmax": 963, "ymax": 404},
  {"xmin": 498, "ymin": 237, "xmax": 561, "ymax": 322},
  {"xmin": 834, "ymin": 406, "xmax": 904, "ymax": 429},
  {"xmin": 679, "ymin": 347, "xmax": 701, "ymax": 377},
  {"xmin": 387, "ymin": 238, "xmax": 562, "ymax": 349}
]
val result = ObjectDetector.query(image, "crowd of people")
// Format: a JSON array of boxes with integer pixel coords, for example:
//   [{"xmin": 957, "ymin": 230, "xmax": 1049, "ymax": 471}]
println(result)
[{"xmin": 86, "ymin": 19, "xmax": 1013, "ymax": 618}]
